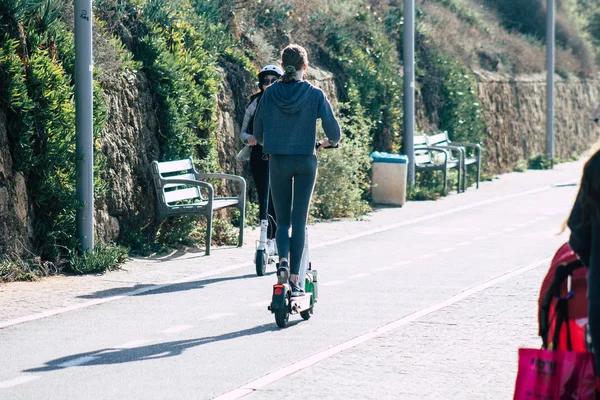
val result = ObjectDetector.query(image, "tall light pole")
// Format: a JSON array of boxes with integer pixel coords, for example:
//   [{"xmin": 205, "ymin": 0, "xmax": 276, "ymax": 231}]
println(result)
[
  {"xmin": 403, "ymin": 0, "xmax": 415, "ymax": 185},
  {"xmin": 546, "ymin": 0, "xmax": 555, "ymax": 167},
  {"xmin": 75, "ymin": 0, "xmax": 94, "ymax": 251}
]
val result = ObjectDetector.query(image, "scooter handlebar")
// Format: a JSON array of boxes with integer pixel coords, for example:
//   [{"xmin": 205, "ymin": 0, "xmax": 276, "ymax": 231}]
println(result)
[{"xmin": 315, "ymin": 141, "xmax": 339, "ymax": 150}]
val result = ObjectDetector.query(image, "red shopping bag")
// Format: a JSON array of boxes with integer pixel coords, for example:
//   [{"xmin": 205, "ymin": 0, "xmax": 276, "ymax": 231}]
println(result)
[{"xmin": 514, "ymin": 348, "xmax": 596, "ymax": 400}]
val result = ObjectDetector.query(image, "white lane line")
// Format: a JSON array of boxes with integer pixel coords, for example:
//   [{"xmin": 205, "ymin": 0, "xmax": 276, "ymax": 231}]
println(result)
[
  {"xmin": 393, "ymin": 260, "xmax": 411, "ymax": 266},
  {"xmin": 114, "ymin": 340, "xmax": 152, "ymax": 349},
  {"xmin": 349, "ymin": 273, "xmax": 371, "ymax": 279},
  {"xmin": 373, "ymin": 266, "xmax": 393, "ymax": 272},
  {"xmin": 315, "ymin": 186, "xmax": 551, "ymax": 249},
  {"xmin": 160, "ymin": 325, "xmax": 194, "ymax": 334},
  {"xmin": 0, "ymin": 375, "xmax": 40, "ymax": 389},
  {"xmin": 56, "ymin": 356, "xmax": 98, "ymax": 368},
  {"xmin": 320, "ymin": 280, "xmax": 345, "ymax": 287},
  {"xmin": 415, "ymin": 254, "xmax": 434, "ymax": 260},
  {"xmin": 456, "ymin": 241, "xmax": 473, "ymax": 246},
  {"xmin": 213, "ymin": 256, "xmax": 551, "ymax": 400},
  {"xmin": 0, "ymin": 185, "xmax": 554, "ymax": 330},
  {"xmin": 201, "ymin": 313, "xmax": 235, "ymax": 321}
]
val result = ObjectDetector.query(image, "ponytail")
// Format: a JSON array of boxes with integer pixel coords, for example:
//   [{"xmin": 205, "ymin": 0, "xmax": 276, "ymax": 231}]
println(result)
[{"xmin": 280, "ymin": 44, "xmax": 308, "ymax": 83}]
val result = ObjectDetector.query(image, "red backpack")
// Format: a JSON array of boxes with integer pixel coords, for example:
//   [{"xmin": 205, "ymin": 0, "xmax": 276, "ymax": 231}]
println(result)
[{"xmin": 538, "ymin": 242, "xmax": 587, "ymax": 352}]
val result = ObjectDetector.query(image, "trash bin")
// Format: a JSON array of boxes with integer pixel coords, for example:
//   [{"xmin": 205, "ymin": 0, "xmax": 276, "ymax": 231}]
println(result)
[{"xmin": 370, "ymin": 152, "xmax": 408, "ymax": 206}]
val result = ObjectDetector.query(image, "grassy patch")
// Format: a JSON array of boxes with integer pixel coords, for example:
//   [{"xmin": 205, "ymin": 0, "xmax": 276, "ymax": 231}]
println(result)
[
  {"xmin": 0, "ymin": 256, "xmax": 59, "ymax": 283},
  {"xmin": 68, "ymin": 243, "xmax": 129, "ymax": 275}
]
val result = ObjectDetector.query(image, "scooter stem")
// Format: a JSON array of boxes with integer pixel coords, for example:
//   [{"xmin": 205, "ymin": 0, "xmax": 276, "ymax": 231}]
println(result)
[{"xmin": 257, "ymin": 219, "xmax": 268, "ymax": 250}]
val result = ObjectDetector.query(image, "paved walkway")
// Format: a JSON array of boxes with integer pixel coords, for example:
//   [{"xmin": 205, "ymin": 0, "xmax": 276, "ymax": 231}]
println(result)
[{"xmin": 0, "ymin": 161, "xmax": 583, "ymax": 327}]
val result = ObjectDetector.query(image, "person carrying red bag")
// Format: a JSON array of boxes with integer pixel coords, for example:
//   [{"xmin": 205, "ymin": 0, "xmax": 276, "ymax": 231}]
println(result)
[{"xmin": 567, "ymin": 149, "xmax": 600, "ymax": 372}]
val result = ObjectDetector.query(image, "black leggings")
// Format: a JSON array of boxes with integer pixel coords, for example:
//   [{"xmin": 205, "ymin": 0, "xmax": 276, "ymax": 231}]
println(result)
[
  {"xmin": 250, "ymin": 145, "xmax": 276, "ymax": 239},
  {"xmin": 269, "ymin": 154, "xmax": 317, "ymax": 275}
]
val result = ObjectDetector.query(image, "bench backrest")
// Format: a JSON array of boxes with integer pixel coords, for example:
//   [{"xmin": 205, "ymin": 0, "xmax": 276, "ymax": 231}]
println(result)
[
  {"xmin": 427, "ymin": 132, "xmax": 454, "ymax": 163},
  {"xmin": 427, "ymin": 131, "xmax": 450, "ymax": 147},
  {"xmin": 414, "ymin": 135, "xmax": 432, "ymax": 165},
  {"xmin": 151, "ymin": 158, "xmax": 204, "ymax": 205}
]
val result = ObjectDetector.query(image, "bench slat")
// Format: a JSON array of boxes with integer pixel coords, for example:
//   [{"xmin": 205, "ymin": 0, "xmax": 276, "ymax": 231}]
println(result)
[
  {"xmin": 156, "ymin": 159, "xmax": 194, "ymax": 174},
  {"xmin": 213, "ymin": 199, "xmax": 239, "ymax": 209},
  {"xmin": 428, "ymin": 132, "xmax": 450, "ymax": 146},
  {"xmin": 414, "ymin": 136, "xmax": 428, "ymax": 146},
  {"xmin": 414, "ymin": 152, "xmax": 432, "ymax": 164},
  {"xmin": 163, "ymin": 173, "xmax": 198, "ymax": 189},
  {"xmin": 164, "ymin": 187, "xmax": 201, "ymax": 204}
]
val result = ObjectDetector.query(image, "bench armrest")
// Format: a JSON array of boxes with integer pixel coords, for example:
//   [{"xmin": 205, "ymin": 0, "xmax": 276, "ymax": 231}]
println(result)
[
  {"xmin": 415, "ymin": 145, "xmax": 449, "ymax": 155},
  {"xmin": 159, "ymin": 178, "xmax": 214, "ymax": 199},
  {"xmin": 196, "ymin": 173, "xmax": 246, "ymax": 192},
  {"xmin": 197, "ymin": 173, "xmax": 244, "ymax": 183},
  {"xmin": 427, "ymin": 144, "xmax": 464, "ymax": 153},
  {"xmin": 427, "ymin": 145, "xmax": 463, "ymax": 159},
  {"xmin": 449, "ymin": 142, "xmax": 481, "ymax": 156}
]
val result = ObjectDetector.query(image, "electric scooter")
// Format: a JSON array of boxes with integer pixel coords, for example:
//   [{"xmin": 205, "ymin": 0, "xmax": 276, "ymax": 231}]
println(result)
[
  {"xmin": 268, "ymin": 228, "xmax": 318, "ymax": 328},
  {"xmin": 267, "ymin": 141, "xmax": 335, "ymax": 328},
  {"xmin": 255, "ymin": 215, "xmax": 278, "ymax": 276}
]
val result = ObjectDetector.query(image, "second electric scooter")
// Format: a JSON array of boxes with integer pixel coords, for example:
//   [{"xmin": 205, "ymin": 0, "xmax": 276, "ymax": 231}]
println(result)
[{"xmin": 255, "ymin": 214, "xmax": 278, "ymax": 276}]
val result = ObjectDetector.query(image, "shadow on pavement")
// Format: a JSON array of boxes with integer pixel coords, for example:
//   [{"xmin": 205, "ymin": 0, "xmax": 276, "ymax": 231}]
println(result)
[
  {"xmin": 146, "ymin": 245, "xmax": 242, "ymax": 263},
  {"xmin": 24, "ymin": 322, "xmax": 297, "ymax": 373},
  {"xmin": 77, "ymin": 272, "xmax": 275, "ymax": 299}
]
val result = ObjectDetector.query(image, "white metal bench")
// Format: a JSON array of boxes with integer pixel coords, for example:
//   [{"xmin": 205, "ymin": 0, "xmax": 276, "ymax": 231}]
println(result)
[
  {"xmin": 151, "ymin": 158, "xmax": 246, "ymax": 255},
  {"xmin": 414, "ymin": 135, "xmax": 462, "ymax": 194},
  {"xmin": 426, "ymin": 131, "xmax": 482, "ymax": 191}
]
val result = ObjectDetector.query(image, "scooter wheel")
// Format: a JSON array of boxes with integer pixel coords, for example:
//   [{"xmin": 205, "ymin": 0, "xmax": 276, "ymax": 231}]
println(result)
[
  {"xmin": 275, "ymin": 298, "xmax": 289, "ymax": 328},
  {"xmin": 300, "ymin": 306, "xmax": 313, "ymax": 321},
  {"xmin": 255, "ymin": 249, "xmax": 267, "ymax": 276}
]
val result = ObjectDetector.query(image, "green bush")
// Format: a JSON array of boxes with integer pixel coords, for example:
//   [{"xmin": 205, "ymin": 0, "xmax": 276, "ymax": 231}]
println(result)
[
  {"xmin": 407, "ymin": 170, "xmax": 459, "ymax": 201},
  {"xmin": 231, "ymin": 201, "xmax": 259, "ymax": 230},
  {"xmin": 0, "ymin": 2, "xmax": 108, "ymax": 261},
  {"xmin": 311, "ymin": 103, "xmax": 372, "ymax": 219},
  {"xmin": 513, "ymin": 159, "xmax": 528, "ymax": 172},
  {"xmin": 312, "ymin": 8, "xmax": 403, "ymax": 152},
  {"xmin": 528, "ymin": 154, "xmax": 553, "ymax": 170},
  {"xmin": 93, "ymin": 0, "xmax": 255, "ymax": 250},
  {"xmin": 68, "ymin": 243, "xmax": 129, "ymax": 274}
]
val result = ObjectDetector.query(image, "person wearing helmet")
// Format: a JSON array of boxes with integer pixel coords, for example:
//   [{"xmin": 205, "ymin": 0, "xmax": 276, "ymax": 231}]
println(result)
[{"xmin": 240, "ymin": 64, "xmax": 284, "ymax": 253}]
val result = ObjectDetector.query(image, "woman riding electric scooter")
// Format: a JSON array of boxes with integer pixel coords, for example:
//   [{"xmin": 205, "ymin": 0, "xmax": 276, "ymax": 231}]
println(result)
[
  {"xmin": 253, "ymin": 44, "xmax": 341, "ymax": 296},
  {"xmin": 240, "ymin": 65, "xmax": 284, "ymax": 257}
]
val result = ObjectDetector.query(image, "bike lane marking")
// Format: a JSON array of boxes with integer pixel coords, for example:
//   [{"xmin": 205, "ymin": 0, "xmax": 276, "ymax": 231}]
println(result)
[{"xmin": 0, "ymin": 376, "xmax": 40, "ymax": 389}]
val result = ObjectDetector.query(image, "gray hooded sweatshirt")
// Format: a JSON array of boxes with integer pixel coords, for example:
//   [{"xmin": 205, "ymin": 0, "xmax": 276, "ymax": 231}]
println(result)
[{"xmin": 253, "ymin": 80, "xmax": 341, "ymax": 155}]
